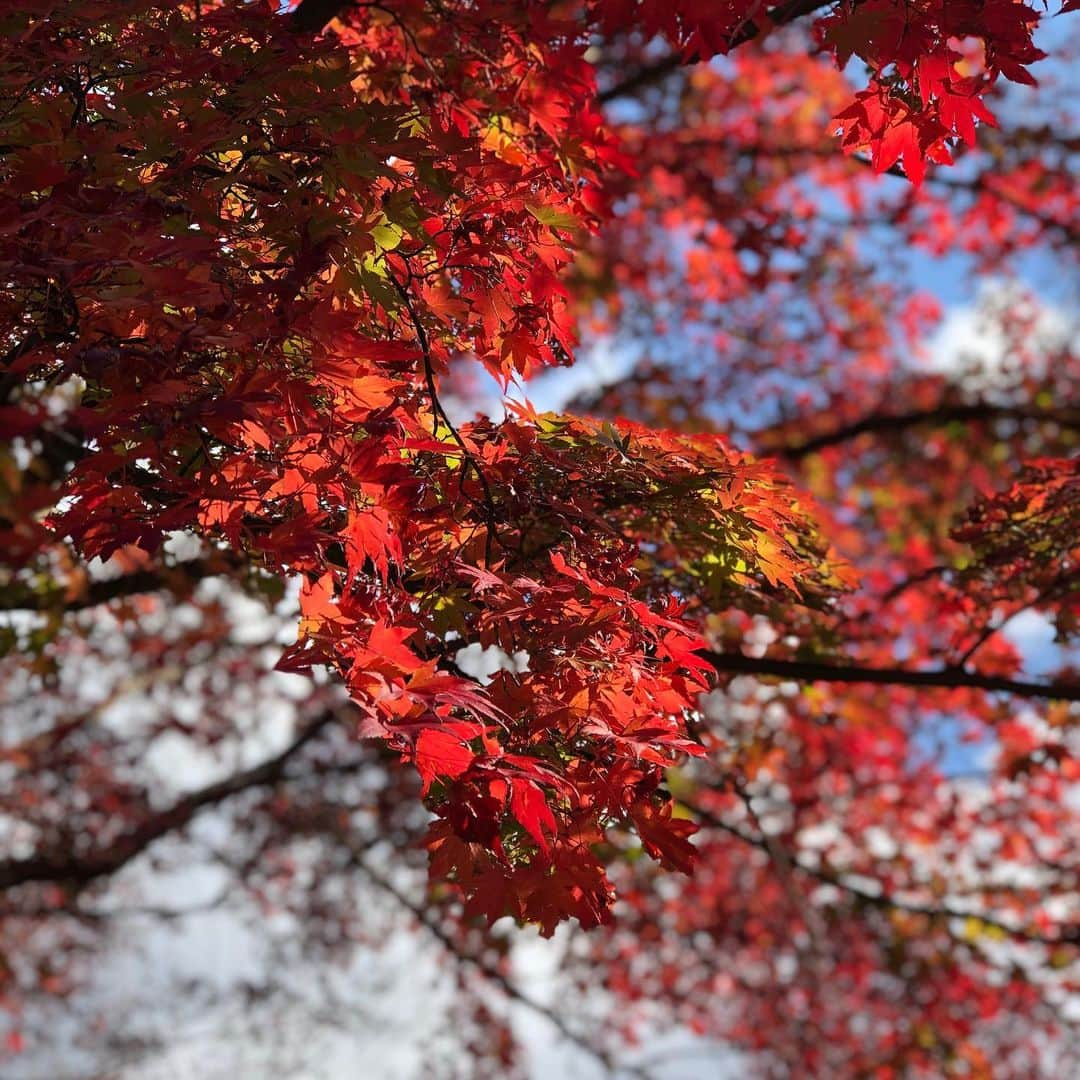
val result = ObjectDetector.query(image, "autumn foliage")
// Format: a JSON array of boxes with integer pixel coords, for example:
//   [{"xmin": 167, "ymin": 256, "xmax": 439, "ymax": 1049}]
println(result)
[{"xmin": 1, "ymin": 1, "xmax": 1077, "ymax": 1076}]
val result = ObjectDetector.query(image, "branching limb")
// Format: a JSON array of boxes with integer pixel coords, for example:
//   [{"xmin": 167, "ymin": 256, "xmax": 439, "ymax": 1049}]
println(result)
[
  {"xmin": 291, "ymin": 0, "xmax": 352, "ymax": 34},
  {"xmin": 771, "ymin": 403, "xmax": 1080, "ymax": 460},
  {"xmin": 389, "ymin": 272, "xmax": 501, "ymax": 566},
  {"xmin": 597, "ymin": 0, "xmax": 832, "ymax": 104},
  {"xmin": 700, "ymin": 650, "xmax": 1080, "ymax": 702},
  {"xmin": 689, "ymin": 801, "xmax": 1080, "ymax": 948},
  {"xmin": 342, "ymin": 836, "xmax": 653, "ymax": 1080},
  {"xmin": 0, "ymin": 559, "xmax": 224, "ymax": 613},
  {"xmin": 0, "ymin": 711, "xmax": 340, "ymax": 892}
]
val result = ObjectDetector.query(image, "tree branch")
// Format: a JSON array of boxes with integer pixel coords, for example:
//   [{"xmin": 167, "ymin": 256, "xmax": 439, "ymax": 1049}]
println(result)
[
  {"xmin": 343, "ymin": 837, "xmax": 652, "ymax": 1080},
  {"xmin": 853, "ymin": 154, "xmax": 1080, "ymax": 246},
  {"xmin": 770, "ymin": 403, "xmax": 1080, "ymax": 460},
  {"xmin": 597, "ymin": 0, "xmax": 831, "ymax": 104},
  {"xmin": 0, "ymin": 711, "xmax": 339, "ymax": 892},
  {"xmin": 689, "ymin": 801, "xmax": 1080, "ymax": 948},
  {"xmin": 700, "ymin": 650, "xmax": 1080, "ymax": 701},
  {"xmin": 0, "ymin": 560, "xmax": 224, "ymax": 613},
  {"xmin": 390, "ymin": 272, "xmax": 501, "ymax": 567},
  {"xmin": 290, "ymin": 0, "xmax": 351, "ymax": 34}
]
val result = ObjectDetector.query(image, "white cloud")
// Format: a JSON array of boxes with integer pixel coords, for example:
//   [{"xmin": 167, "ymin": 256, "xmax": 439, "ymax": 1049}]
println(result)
[{"xmin": 919, "ymin": 279, "xmax": 1076, "ymax": 389}]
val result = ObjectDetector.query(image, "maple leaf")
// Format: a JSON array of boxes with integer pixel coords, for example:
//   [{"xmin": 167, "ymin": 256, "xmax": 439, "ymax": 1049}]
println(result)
[
  {"xmin": 630, "ymin": 800, "xmax": 699, "ymax": 875},
  {"xmin": 509, "ymin": 779, "xmax": 558, "ymax": 855},
  {"xmin": 414, "ymin": 729, "xmax": 477, "ymax": 794}
]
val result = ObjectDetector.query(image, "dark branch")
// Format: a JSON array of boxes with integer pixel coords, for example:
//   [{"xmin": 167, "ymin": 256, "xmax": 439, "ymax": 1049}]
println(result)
[
  {"xmin": 700, "ymin": 650, "xmax": 1080, "ymax": 702},
  {"xmin": 290, "ymin": 0, "xmax": 350, "ymax": 34},
  {"xmin": 689, "ymin": 802, "xmax": 1080, "ymax": 948},
  {"xmin": 772, "ymin": 403, "xmax": 1080, "ymax": 459},
  {"xmin": 0, "ymin": 560, "xmax": 223, "ymax": 613},
  {"xmin": 852, "ymin": 154, "xmax": 1080, "ymax": 246},
  {"xmin": 0, "ymin": 712, "xmax": 338, "ymax": 892},
  {"xmin": 597, "ymin": 54, "xmax": 682, "ymax": 106},
  {"xmin": 390, "ymin": 272, "xmax": 501, "ymax": 567},
  {"xmin": 344, "ymin": 838, "xmax": 652, "ymax": 1080},
  {"xmin": 597, "ymin": 0, "xmax": 830, "ymax": 104}
]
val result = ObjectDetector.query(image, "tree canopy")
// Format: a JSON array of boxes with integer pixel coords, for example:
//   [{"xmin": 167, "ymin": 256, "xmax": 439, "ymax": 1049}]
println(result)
[{"xmin": 0, "ymin": 1, "xmax": 1077, "ymax": 1076}]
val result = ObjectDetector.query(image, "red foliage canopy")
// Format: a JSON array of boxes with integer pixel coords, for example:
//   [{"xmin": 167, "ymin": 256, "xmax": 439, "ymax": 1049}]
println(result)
[{"xmin": 0, "ymin": 1, "xmax": 1077, "ymax": 1075}]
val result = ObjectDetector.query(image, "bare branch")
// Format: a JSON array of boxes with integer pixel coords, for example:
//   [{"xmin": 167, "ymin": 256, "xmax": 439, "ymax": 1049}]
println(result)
[
  {"xmin": 689, "ymin": 801, "xmax": 1080, "ymax": 948},
  {"xmin": 344, "ymin": 837, "xmax": 652, "ymax": 1080},
  {"xmin": 0, "ymin": 559, "xmax": 227, "ymax": 614},
  {"xmin": 291, "ymin": 0, "xmax": 351, "ymax": 34},
  {"xmin": 771, "ymin": 403, "xmax": 1080, "ymax": 460},
  {"xmin": 0, "ymin": 711, "xmax": 339, "ymax": 892},
  {"xmin": 597, "ymin": 0, "xmax": 831, "ymax": 105},
  {"xmin": 700, "ymin": 650, "xmax": 1080, "ymax": 702}
]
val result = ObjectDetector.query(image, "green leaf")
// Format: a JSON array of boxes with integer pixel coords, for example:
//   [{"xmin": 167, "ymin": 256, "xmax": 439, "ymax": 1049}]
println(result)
[{"xmin": 525, "ymin": 204, "xmax": 579, "ymax": 230}]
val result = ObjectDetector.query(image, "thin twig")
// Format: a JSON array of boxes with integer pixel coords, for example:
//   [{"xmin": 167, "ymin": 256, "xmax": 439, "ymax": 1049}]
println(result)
[
  {"xmin": 344, "ymin": 837, "xmax": 653, "ymax": 1079},
  {"xmin": 689, "ymin": 800, "xmax": 1079, "ymax": 948},
  {"xmin": 389, "ymin": 272, "xmax": 500, "ymax": 566}
]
